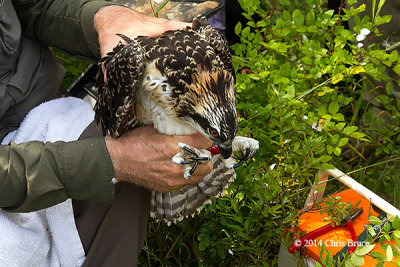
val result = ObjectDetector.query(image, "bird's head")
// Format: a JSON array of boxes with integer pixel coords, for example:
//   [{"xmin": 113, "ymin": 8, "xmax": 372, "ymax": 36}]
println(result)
[{"xmin": 177, "ymin": 69, "xmax": 238, "ymax": 159}]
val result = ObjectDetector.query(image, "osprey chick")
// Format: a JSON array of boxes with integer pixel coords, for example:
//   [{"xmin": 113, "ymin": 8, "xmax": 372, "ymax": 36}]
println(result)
[
  {"xmin": 94, "ymin": 19, "xmax": 259, "ymax": 222},
  {"xmin": 95, "ymin": 19, "xmax": 238, "ymax": 159}
]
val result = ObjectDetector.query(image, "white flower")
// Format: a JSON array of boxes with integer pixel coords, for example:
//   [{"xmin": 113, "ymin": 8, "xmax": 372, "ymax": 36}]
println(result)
[
  {"xmin": 356, "ymin": 28, "xmax": 370, "ymax": 42},
  {"xmin": 228, "ymin": 249, "xmax": 234, "ymax": 255},
  {"xmin": 360, "ymin": 28, "xmax": 371, "ymax": 36},
  {"xmin": 357, "ymin": 43, "xmax": 364, "ymax": 48},
  {"xmin": 361, "ymin": 62, "xmax": 367, "ymax": 66},
  {"xmin": 303, "ymin": 115, "xmax": 308, "ymax": 120},
  {"xmin": 356, "ymin": 34, "xmax": 366, "ymax": 42},
  {"xmin": 270, "ymin": 163, "xmax": 276, "ymax": 170},
  {"xmin": 312, "ymin": 123, "xmax": 322, "ymax": 132}
]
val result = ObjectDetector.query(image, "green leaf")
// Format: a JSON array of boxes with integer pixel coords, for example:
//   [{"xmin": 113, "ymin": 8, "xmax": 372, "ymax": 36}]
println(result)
[
  {"xmin": 292, "ymin": 9, "xmax": 304, "ymax": 26},
  {"xmin": 333, "ymin": 147, "xmax": 341, "ymax": 156},
  {"xmin": 355, "ymin": 244, "xmax": 375, "ymax": 256},
  {"xmin": 333, "ymin": 113, "xmax": 345, "ymax": 121},
  {"xmin": 235, "ymin": 22, "xmax": 242, "ymax": 35},
  {"xmin": 336, "ymin": 122, "xmax": 346, "ymax": 130},
  {"xmin": 350, "ymin": 252, "xmax": 364, "ymax": 266},
  {"xmin": 349, "ymin": 66, "xmax": 365, "ymax": 75},
  {"xmin": 279, "ymin": 63, "xmax": 291, "ymax": 76},
  {"xmin": 343, "ymin": 126, "xmax": 358, "ymax": 135},
  {"xmin": 242, "ymin": 26, "xmax": 250, "ymax": 38},
  {"xmin": 329, "ymin": 101, "xmax": 339, "ymax": 114},
  {"xmin": 285, "ymin": 85, "xmax": 295, "ymax": 98},
  {"xmin": 337, "ymin": 138, "xmax": 349, "ymax": 147},
  {"xmin": 369, "ymin": 216, "xmax": 383, "ymax": 225},
  {"xmin": 389, "ymin": 50, "xmax": 398, "ymax": 62},
  {"xmin": 393, "ymin": 62, "xmax": 400, "ymax": 76},
  {"xmin": 256, "ymin": 20, "xmax": 267, "ymax": 27},
  {"xmin": 387, "ymin": 244, "xmax": 393, "ymax": 262},
  {"xmin": 279, "ymin": 0, "xmax": 290, "ymax": 6},
  {"xmin": 199, "ymin": 240, "xmax": 209, "ymax": 251},
  {"xmin": 324, "ymin": 9, "xmax": 335, "ymax": 19},
  {"xmin": 386, "ymin": 82, "xmax": 393, "ymax": 95},
  {"xmin": 308, "ymin": 25, "xmax": 318, "ymax": 32},
  {"xmin": 322, "ymin": 163, "xmax": 335, "ymax": 170},
  {"xmin": 368, "ymin": 225, "xmax": 377, "ymax": 236},
  {"xmin": 383, "ymin": 222, "xmax": 392, "ymax": 233},
  {"xmin": 370, "ymin": 251, "xmax": 386, "ymax": 260},
  {"xmin": 319, "ymin": 155, "xmax": 332, "ymax": 163},
  {"xmin": 394, "ymin": 230, "xmax": 400, "ymax": 239},
  {"xmin": 306, "ymin": 10, "xmax": 315, "ymax": 24},
  {"xmin": 332, "ymin": 73, "xmax": 344, "ymax": 84},
  {"xmin": 350, "ymin": 132, "xmax": 366, "ymax": 139}
]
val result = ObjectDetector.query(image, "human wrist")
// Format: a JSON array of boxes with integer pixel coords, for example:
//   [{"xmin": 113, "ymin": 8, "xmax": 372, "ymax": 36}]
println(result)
[
  {"xmin": 81, "ymin": 1, "xmax": 120, "ymax": 59},
  {"xmin": 104, "ymin": 135, "xmax": 132, "ymax": 184}
]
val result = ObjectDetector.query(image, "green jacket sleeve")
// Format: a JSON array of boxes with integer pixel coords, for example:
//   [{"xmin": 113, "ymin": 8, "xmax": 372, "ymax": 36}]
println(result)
[
  {"xmin": 0, "ymin": 137, "xmax": 115, "ymax": 212},
  {"xmin": 12, "ymin": 0, "xmax": 118, "ymax": 61}
]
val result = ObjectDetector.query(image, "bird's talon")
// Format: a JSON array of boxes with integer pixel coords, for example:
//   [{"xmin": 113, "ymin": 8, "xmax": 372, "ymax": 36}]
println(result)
[
  {"xmin": 249, "ymin": 149, "xmax": 258, "ymax": 159},
  {"xmin": 233, "ymin": 160, "xmax": 244, "ymax": 169},
  {"xmin": 193, "ymin": 156, "xmax": 211, "ymax": 161},
  {"xmin": 244, "ymin": 147, "xmax": 251, "ymax": 159},
  {"xmin": 229, "ymin": 138, "xmax": 259, "ymax": 168},
  {"xmin": 175, "ymin": 143, "xmax": 212, "ymax": 178},
  {"xmin": 182, "ymin": 146, "xmax": 198, "ymax": 156},
  {"xmin": 189, "ymin": 161, "xmax": 199, "ymax": 176}
]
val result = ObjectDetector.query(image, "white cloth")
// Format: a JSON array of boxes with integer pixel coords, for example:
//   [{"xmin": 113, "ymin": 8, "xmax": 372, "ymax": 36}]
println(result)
[{"xmin": 0, "ymin": 97, "xmax": 95, "ymax": 267}]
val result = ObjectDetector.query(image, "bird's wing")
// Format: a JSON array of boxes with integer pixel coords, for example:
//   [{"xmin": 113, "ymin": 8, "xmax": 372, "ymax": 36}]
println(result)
[
  {"xmin": 95, "ymin": 35, "xmax": 145, "ymax": 137},
  {"xmin": 193, "ymin": 22, "xmax": 235, "ymax": 76}
]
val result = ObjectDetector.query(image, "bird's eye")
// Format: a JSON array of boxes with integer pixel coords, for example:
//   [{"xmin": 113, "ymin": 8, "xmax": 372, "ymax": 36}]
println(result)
[{"xmin": 209, "ymin": 128, "xmax": 219, "ymax": 137}]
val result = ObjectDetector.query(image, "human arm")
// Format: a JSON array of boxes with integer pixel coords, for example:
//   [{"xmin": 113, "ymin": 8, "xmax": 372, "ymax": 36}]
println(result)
[
  {"xmin": 12, "ymin": 0, "xmax": 115, "ymax": 61},
  {"xmin": 0, "ymin": 127, "xmax": 213, "ymax": 212},
  {"xmin": 0, "ymin": 137, "xmax": 115, "ymax": 212},
  {"xmin": 4, "ymin": 1, "xmax": 212, "ymax": 211},
  {"xmin": 12, "ymin": 0, "xmax": 190, "ymax": 61}
]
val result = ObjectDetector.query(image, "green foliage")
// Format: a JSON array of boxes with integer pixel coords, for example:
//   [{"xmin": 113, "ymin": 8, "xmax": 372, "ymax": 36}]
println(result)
[
  {"xmin": 52, "ymin": 49, "xmax": 90, "ymax": 90},
  {"xmin": 149, "ymin": 0, "xmax": 171, "ymax": 17},
  {"xmin": 58, "ymin": 0, "xmax": 400, "ymax": 265}
]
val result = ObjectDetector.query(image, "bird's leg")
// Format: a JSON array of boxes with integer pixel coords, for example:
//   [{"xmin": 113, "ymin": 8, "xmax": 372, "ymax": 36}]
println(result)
[
  {"xmin": 172, "ymin": 143, "xmax": 211, "ymax": 179},
  {"xmin": 226, "ymin": 136, "xmax": 259, "ymax": 169}
]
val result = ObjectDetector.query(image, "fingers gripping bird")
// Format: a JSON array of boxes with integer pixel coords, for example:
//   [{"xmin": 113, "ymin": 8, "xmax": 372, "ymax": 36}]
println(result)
[{"xmin": 95, "ymin": 19, "xmax": 258, "ymax": 222}]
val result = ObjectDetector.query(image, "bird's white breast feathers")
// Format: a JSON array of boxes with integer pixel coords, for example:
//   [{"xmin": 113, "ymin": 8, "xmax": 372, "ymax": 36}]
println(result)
[{"xmin": 134, "ymin": 61, "xmax": 197, "ymax": 135}]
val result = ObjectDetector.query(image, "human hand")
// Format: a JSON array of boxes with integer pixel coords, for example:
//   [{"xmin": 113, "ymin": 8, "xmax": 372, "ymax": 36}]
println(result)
[
  {"xmin": 105, "ymin": 126, "xmax": 213, "ymax": 193},
  {"xmin": 94, "ymin": 5, "xmax": 190, "ymax": 59}
]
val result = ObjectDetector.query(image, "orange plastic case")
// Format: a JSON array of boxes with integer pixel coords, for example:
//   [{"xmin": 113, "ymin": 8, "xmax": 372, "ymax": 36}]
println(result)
[{"xmin": 296, "ymin": 189, "xmax": 399, "ymax": 265}]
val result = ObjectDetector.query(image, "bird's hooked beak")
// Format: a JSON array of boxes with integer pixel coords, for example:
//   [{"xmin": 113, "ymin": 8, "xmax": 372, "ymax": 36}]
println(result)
[{"xmin": 218, "ymin": 144, "xmax": 232, "ymax": 159}]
